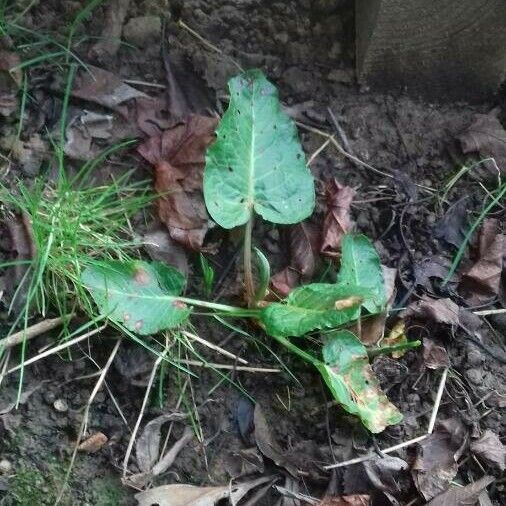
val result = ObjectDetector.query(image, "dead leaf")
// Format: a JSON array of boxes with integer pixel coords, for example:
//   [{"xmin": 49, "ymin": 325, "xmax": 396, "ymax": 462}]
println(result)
[
  {"xmin": 412, "ymin": 418, "xmax": 468, "ymax": 500},
  {"xmin": 381, "ymin": 320, "xmax": 408, "ymax": 358},
  {"xmin": 363, "ymin": 456, "xmax": 408, "ymax": 496},
  {"xmin": 460, "ymin": 219, "xmax": 503, "ymax": 305},
  {"xmin": 402, "ymin": 297, "xmax": 460, "ymax": 326},
  {"xmin": 319, "ymin": 496, "xmax": 370, "ymax": 506},
  {"xmin": 426, "ymin": 475, "xmax": 495, "ymax": 506},
  {"xmin": 72, "ymin": 65, "xmax": 146, "ymax": 109},
  {"xmin": 135, "ymin": 476, "xmax": 273, "ymax": 506},
  {"xmin": 470, "ymin": 430, "xmax": 505, "ymax": 471},
  {"xmin": 270, "ymin": 267, "xmax": 301, "ymax": 298},
  {"xmin": 321, "ymin": 179, "xmax": 355, "ymax": 258},
  {"xmin": 89, "ymin": 0, "xmax": 130, "ymax": 60},
  {"xmin": 253, "ymin": 403, "xmax": 298, "ymax": 477},
  {"xmin": 423, "ymin": 339, "xmax": 450, "ymax": 369},
  {"xmin": 138, "ymin": 114, "xmax": 218, "ymax": 250},
  {"xmin": 459, "ymin": 112, "xmax": 506, "ymax": 176},
  {"xmin": 78, "ymin": 432, "xmax": 108, "ymax": 453},
  {"xmin": 357, "ymin": 266, "xmax": 396, "ymax": 346},
  {"xmin": 0, "ymin": 37, "xmax": 21, "ymax": 117},
  {"xmin": 413, "ymin": 255, "xmax": 459, "ymax": 290},
  {"xmin": 142, "ymin": 227, "xmax": 189, "ymax": 277},
  {"xmin": 433, "ymin": 197, "xmax": 469, "ymax": 248},
  {"xmin": 136, "ymin": 413, "xmax": 187, "ymax": 473}
]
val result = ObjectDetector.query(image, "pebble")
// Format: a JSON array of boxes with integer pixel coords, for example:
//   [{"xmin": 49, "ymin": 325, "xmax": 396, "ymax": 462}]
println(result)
[
  {"xmin": 53, "ymin": 399, "xmax": 68, "ymax": 412},
  {"xmin": 465, "ymin": 368, "xmax": 483, "ymax": 385},
  {"xmin": 0, "ymin": 459, "xmax": 12, "ymax": 474}
]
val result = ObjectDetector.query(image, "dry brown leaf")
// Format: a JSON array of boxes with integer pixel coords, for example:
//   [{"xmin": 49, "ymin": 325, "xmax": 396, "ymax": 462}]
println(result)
[
  {"xmin": 459, "ymin": 112, "xmax": 506, "ymax": 176},
  {"xmin": 460, "ymin": 219, "xmax": 504, "ymax": 305},
  {"xmin": 470, "ymin": 430, "xmax": 505, "ymax": 471},
  {"xmin": 0, "ymin": 37, "xmax": 21, "ymax": 117},
  {"xmin": 135, "ymin": 476, "xmax": 273, "ymax": 506},
  {"xmin": 363, "ymin": 455, "xmax": 409, "ymax": 496},
  {"xmin": 270, "ymin": 267, "xmax": 301, "ymax": 298},
  {"xmin": 319, "ymin": 495, "xmax": 370, "ymax": 506},
  {"xmin": 138, "ymin": 115, "xmax": 218, "ymax": 250},
  {"xmin": 253, "ymin": 404, "xmax": 299, "ymax": 477},
  {"xmin": 320, "ymin": 179, "xmax": 355, "ymax": 258},
  {"xmin": 433, "ymin": 197, "xmax": 469, "ymax": 248},
  {"xmin": 412, "ymin": 418, "xmax": 468, "ymax": 500},
  {"xmin": 426, "ymin": 475, "xmax": 495, "ymax": 506},
  {"xmin": 78, "ymin": 432, "xmax": 108, "ymax": 453},
  {"xmin": 402, "ymin": 297, "xmax": 460, "ymax": 326},
  {"xmin": 423, "ymin": 339, "xmax": 450, "ymax": 369},
  {"xmin": 381, "ymin": 320, "xmax": 408, "ymax": 358}
]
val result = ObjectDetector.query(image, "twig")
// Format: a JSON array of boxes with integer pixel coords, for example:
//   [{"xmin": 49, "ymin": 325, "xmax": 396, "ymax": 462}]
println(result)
[
  {"xmin": 2, "ymin": 325, "xmax": 106, "ymax": 377},
  {"xmin": 181, "ymin": 330, "xmax": 249, "ymax": 364},
  {"xmin": 0, "ymin": 314, "xmax": 74, "ymax": 350},
  {"xmin": 323, "ymin": 367, "xmax": 449, "ymax": 470},
  {"xmin": 122, "ymin": 348, "xmax": 167, "ymax": 477},
  {"xmin": 55, "ymin": 338, "xmax": 123, "ymax": 505},
  {"xmin": 327, "ymin": 107, "xmax": 352, "ymax": 152},
  {"xmin": 473, "ymin": 308, "xmax": 506, "ymax": 316},
  {"xmin": 307, "ymin": 136, "xmax": 334, "ymax": 165},
  {"xmin": 177, "ymin": 359, "xmax": 280, "ymax": 373},
  {"xmin": 152, "ymin": 425, "xmax": 193, "ymax": 476}
]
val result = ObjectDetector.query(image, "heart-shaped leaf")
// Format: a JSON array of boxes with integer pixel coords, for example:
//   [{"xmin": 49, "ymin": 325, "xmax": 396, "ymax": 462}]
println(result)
[
  {"xmin": 81, "ymin": 261, "xmax": 191, "ymax": 335},
  {"xmin": 318, "ymin": 330, "xmax": 402, "ymax": 432},
  {"xmin": 203, "ymin": 69, "xmax": 315, "ymax": 229},
  {"xmin": 260, "ymin": 283, "xmax": 371, "ymax": 337},
  {"xmin": 338, "ymin": 234, "xmax": 386, "ymax": 313}
]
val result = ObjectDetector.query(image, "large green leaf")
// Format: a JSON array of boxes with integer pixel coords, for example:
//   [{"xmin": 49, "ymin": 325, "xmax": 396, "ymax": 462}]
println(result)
[
  {"xmin": 81, "ymin": 261, "xmax": 191, "ymax": 335},
  {"xmin": 260, "ymin": 283, "xmax": 372, "ymax": 337},
  {"xmin": 338, "ymin": 234, "xmax": 385, "ymax": 313},
  {"xmin": 203, "ymin": 69, "xmax": 315, "ymax": 229},
  {"xmin": 317, "ymin": 330, "xmax": 402, "ymax": 432}
]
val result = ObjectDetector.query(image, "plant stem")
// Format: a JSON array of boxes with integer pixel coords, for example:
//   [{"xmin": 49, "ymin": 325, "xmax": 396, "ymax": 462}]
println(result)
[
  {"xmin": 176, "ymin": 296, "xmax": 258, "ymax": 317},
  {"xmin": 368, "ymin": 340, "xmax": 421, "ymax": 359},
  {"xmin": 270, "ymin": 334, "xmax": 320, "ymax": 367},
  {"xmin": 243, "ymin": 215, "xmax": 255, "ymax": 307}
]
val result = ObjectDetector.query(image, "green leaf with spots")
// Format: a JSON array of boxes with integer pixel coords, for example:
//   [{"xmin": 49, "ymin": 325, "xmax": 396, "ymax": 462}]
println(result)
[
  {"xmin": 338, "ymin": 234, "xmax": 385, "ymax": 313},
  {"xmin": 203, "ymin": 69, "xmax": 315, "ymax": 229},
  {"xmin": 81, "ymin": 261, "xmax": 191, "ymax": 335},
  {"xmin": 317, "ymin": 330, "xmax": 402, "ymax": 432},
  {"xmin": 260, "ymin": 283, "xmax": 372, "ymax": 337}
]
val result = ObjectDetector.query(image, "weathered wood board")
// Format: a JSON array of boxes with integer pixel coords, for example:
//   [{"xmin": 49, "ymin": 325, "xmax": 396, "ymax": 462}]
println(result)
[{"xmin": 356, "ymin": 0, "xmax": 506, "ymax": 101}]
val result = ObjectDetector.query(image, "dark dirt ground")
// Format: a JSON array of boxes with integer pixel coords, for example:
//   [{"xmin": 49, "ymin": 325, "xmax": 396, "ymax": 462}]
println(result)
[{"xmin": 0, "ymin": 0, "xmax": 505, "ymax": 505}]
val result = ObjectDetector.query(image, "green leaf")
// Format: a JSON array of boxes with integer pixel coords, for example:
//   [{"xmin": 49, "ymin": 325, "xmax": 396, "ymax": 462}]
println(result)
[
  {"xmin": 260, "ymin": 283, "xmax": 372, "ymax": 337},
  {"xmin": 81, "ymin": 260, "xmax": 191, "ymax": 335},
  {"xmin": 203, "ymin": 69, "xmax": 315, "ymax": 229},
  {"xmin": 317, "ymin": 330, "xmax": 402, "ymax": 432},
  {"xmin": 338, "ymin": 234, "xmax": 385, "ymax": 313},
  {"xmin": 253, "ymin": 247, "xmax": 270, "ymax": 303}
]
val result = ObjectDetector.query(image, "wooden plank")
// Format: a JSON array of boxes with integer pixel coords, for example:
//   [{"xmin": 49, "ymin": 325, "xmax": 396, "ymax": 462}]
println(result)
[{"xmin": 356, "ymin": 0, "xmax": 506, "ymax": 101}]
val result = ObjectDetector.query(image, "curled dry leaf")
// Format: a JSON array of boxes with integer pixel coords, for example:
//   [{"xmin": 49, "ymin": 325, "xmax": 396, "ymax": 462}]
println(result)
[
  {"xmin": 138, "ymin": 115, "xmax": 219, "ymax": 250},
  {"xmin": 470, "ymin": 430, "xmax": 505, "ymax": 471},
  {"xmin": 426, "ymin": 475, "xmax": 494, "ymax": 506},
  {"xmin": 381, "ymin": 320, "xmax": 408, "ymax": 358},
  {"xmin": 433, "ymin": 197, "xmax": 468, "ymax": 248},
  {"xmin": 321, "ymin": 179, "xmax": 356, "ymax": 258},
  {"xmin": 363, "ymin": 455, "xmax": 409, "ymax": 496},
  {"xmin": 135, "ymin": 476, "xmax": 273, "ymax": 506},
  {"xmin": 412, "ymin": 418, "xmax": 468, "ymax": 500},
  {"xmin": 78, "ymin": 432, "xmax": 108, "ymax": 453},
  {"xmin": 460, "ymin": 218, "xmax": 504, "ymax": 305},
  {"xmin": 459, "ymin": 112, "xmax": 506, "ymax": 176},
  {"xmin": 270, "ymin": 267, "xmax": 301, "ymax": 299},
  {"xmin": 423, "ymin": 339, "xmax": 450, "ymax": 370}
]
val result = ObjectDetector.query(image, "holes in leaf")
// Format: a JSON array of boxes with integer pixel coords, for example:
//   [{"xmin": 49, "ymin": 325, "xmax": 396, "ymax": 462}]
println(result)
[
  {"xmin": 228, "ymin": 166, "xmax": 233, "ymax": 172},
  {"xmin": 273, "ymin": 124, "xmax": 277, "ymax": 130},
  {"xmin": 240, "ymin": 198, "xmax": 245, "ymax": 203},
  {"xmin": 296, "ymin": 153, "xmax": 302, "ymax": 160}
]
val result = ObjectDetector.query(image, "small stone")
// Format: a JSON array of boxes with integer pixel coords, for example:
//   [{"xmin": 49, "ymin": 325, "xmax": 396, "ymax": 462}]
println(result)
[
  {"xmin": 53, "ymin": 399, "xmax": 68, "ymax": 412},
  {"xmin": 466, "ymin": 368, "xmax": 483, "ymax": 385},
  {"xmin": 466, "ymin": 348, "xmax": 484, "ymax": 367},
  {"xmin": 0, "ymin": 459, "xmax": 12, "ymax": 474},
  {"xmin": 123, "ymin": 16, "xmax": 161, "ymax": 48}
]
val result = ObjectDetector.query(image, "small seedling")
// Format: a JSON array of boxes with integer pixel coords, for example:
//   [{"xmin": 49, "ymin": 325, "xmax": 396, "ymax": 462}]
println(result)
[{"xmin": 199, "ymin": 253, "xmax": 214, "ymax": 298}]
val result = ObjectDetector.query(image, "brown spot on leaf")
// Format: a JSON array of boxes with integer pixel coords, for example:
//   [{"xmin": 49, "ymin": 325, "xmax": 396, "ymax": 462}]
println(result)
[
  {"xmin": 134, "ymin": 320, "xmax": 143, "ymax": 331},
  {"xmin": 335, "ymin": 296, "xmax": 362, "ymax": 310},
  {"xmin": 172, "ymin": 300, "xmax": 187, "ymax": 309},
  {"xmin": 133, "ymin": 267, "xmax": 150, "ymax": 285}
]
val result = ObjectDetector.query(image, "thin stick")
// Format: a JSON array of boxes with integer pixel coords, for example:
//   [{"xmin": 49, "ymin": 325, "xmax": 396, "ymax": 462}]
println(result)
[
  {"xmin": 243, "ymin": 216, "xmax": 255, "ymax": 306},
  {"xmin": 0, "ymin": 314, "xmax": 74, "ymax": 350},
  {"xmin": 473, "ymin": 308, "xmax": 506, "ymax": 316},
  {"xmin": 122, "ymin": 349, "xmax": 167, "ymax": 477},
  {"xmin": 123, "ymin": 79, "xmax": 165, "ymax": 89},
  {"xmin": 2, "ymin": 325, "xmax": 106, "ymax": 377},
  {"xmin": 323, "ymin": 367, "xmax": 449, "ymax": 470},
  {"xmin": 177, "ymin": 359, "xmax": 280, "ymax": 373},
  {"xmin": 55, "ymin": 338, "xmax": 123, "ymax": 505},
  {"xmin": 428, "ymin": 367, "xmax": 449, "ymax": 434},
  {"xmin": 307, "ymin": 136, "xmax": 333, "ymax": 165},
  {"xmin": 181, "ymin": 330, "xmax": 249, "ymax": 364}
]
